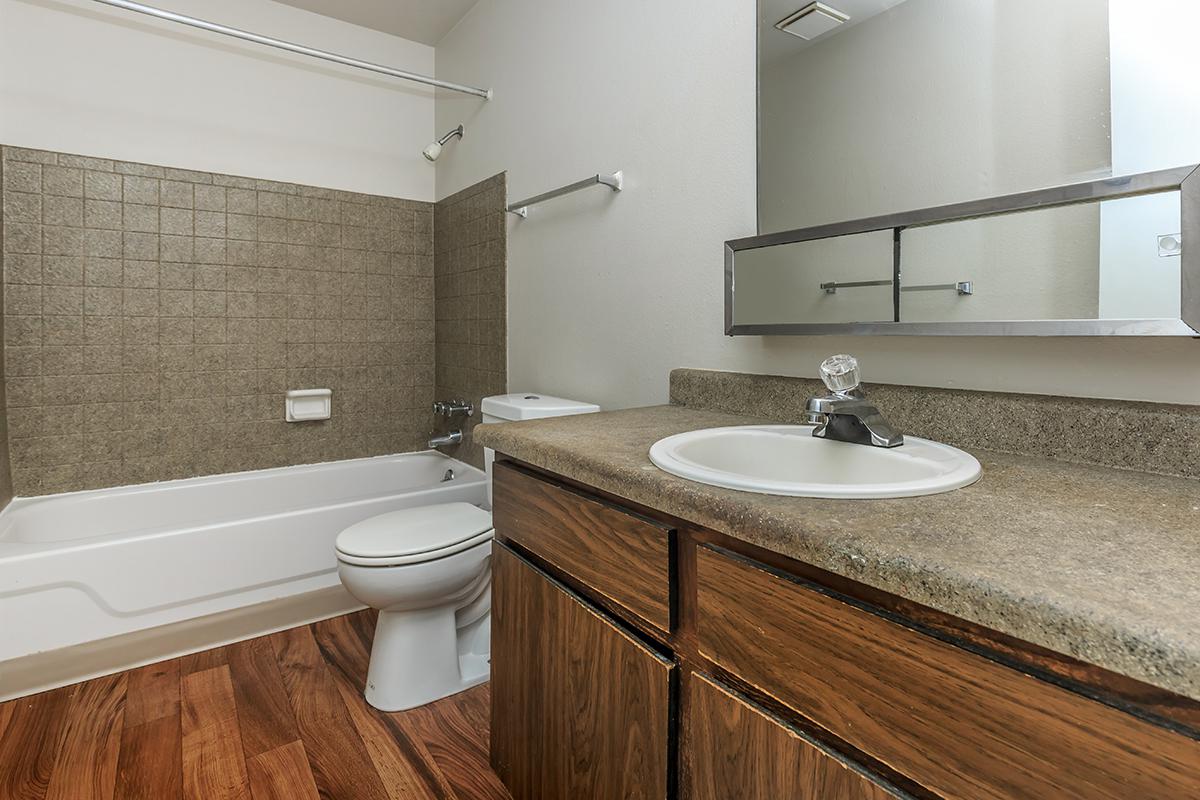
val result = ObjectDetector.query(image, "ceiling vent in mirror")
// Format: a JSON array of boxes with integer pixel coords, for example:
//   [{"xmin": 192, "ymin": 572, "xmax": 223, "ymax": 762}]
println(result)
[{"xmin": 775, "ymin": 2, "xmax": 850, "ymax": 40}]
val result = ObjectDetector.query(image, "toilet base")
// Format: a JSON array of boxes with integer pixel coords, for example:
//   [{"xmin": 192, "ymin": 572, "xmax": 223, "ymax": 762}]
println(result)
[{"xmin": 364, "ymin": 605, "xmax": 491, "ymax": 712}]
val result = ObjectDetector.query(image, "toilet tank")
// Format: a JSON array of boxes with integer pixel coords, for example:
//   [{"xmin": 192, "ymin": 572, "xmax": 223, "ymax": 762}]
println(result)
[{"xmin": 479, "ymin": 393, "xmax": 600, "ymax": 507}]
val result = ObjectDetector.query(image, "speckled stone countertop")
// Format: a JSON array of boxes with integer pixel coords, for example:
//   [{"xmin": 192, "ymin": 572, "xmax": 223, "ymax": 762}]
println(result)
[{"xmin": 474, "ymin": 404, "xmax": 1200, "ymax": 701}]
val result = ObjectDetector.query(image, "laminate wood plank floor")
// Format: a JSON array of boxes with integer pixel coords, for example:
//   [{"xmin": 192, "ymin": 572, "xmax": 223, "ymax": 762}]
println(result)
[{"xmin": 0, "ymin": 610, "xmax": 511, "ymax": 800}]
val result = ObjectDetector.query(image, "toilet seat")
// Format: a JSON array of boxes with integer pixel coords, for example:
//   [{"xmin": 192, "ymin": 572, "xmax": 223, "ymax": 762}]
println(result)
[
  {"xmin": 337, "ymin": 528, "xmax": 493, "ymax": 566},
  {"xmin": 335, "ymin": 503, "xmax": 494, "ymax": 567}
]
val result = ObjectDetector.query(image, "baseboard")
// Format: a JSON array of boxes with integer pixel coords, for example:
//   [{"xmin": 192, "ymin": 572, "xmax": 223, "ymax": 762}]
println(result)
[{"xmin": 0, "ymin": 586, "xmax": 365, "ymax": 702}]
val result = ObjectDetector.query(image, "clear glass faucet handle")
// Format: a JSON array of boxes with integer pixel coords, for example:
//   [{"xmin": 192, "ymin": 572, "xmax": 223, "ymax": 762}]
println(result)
[{"xmin": 819, "ymin": 354, "xmax": 860, "ymax": 393}]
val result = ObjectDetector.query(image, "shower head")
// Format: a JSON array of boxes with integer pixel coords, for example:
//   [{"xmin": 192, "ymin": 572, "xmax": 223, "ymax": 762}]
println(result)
[{"xmin": 424, "ymin": 124, "xmax": 464, "ymax": 162}]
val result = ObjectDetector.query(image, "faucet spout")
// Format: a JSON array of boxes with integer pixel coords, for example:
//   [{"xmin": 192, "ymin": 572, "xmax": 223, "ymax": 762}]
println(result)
[
  {"xmin": 807, "ymin": 392, "xmax": 904, "ymax": 448},
  {"xmin": 428, "ymin": 430, "xmax": 463, "ymax": 448},
  {"xmin": 805, "ymin": 355, "xmax": 904, "ymax": 448}
]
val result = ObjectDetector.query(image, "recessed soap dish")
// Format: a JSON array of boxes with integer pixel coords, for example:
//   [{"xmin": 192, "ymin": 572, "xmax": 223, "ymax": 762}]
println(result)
[{"xmin": 286, "ymin": 389, "xmax": 332, "ymax": 422}]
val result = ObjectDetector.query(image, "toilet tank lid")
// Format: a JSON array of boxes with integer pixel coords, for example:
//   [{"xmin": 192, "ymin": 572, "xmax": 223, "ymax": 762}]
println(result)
[
  {"xmin": 335, "ymin": 502, "xmax": 493, "ymax": 559},
  {"xmin": 481, "ymin": 393, "xmax": 600, "ymax": 421}
]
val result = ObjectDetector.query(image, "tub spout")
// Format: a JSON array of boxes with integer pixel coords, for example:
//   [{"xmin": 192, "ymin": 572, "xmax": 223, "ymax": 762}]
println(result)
[{"xmin": 428, "ymin": 430, "xmax": 463, "ymax": 448}]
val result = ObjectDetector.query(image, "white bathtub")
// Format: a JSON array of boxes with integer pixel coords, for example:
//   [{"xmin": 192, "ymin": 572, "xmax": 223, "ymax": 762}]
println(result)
[{"xmin": 0, "ymin": 451, "xmax": 487, "ymax": 699}]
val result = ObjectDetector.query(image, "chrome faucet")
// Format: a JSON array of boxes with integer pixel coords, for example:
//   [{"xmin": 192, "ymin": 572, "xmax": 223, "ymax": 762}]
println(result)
[
  {"xmin": 428, "ymin": 430, "xmax": 463, "ymax": 448},
  {"xmin": 805, "ymin": 354, "xmax": 904, "ymax": 448},
  {"xmin": 429, "ymin": 399, "xmax": 471, "ymax": 448}
]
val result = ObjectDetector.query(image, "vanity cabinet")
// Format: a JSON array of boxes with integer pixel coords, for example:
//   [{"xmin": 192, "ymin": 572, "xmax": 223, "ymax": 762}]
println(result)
[
  {"xmin": 490, "ymin": 543, "xmax": 673, "ymax": 800},
  {"xmin": 684, "ymin": 672, "xmax": 902, "ymax": 799},
  {"xmin": 694, "ymin": 545, "xmax": 1200, "ymax": 800},
  {"xmin": 490, "ymin": 459, "xmax": 1200, "ymax": 800}
]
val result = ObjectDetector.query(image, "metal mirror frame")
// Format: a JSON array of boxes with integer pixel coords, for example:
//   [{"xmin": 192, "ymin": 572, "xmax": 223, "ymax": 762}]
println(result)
[{"xmin": 726, "ymin": 165, "xmax": 1200, "ymax": 337}]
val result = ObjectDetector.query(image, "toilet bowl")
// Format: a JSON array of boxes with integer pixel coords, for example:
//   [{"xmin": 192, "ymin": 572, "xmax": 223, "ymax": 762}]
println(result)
[
  {"xmin": 336, "ymin": 502, "xmax": 494, "ymax": 712},
  {"xmin": 336, "ymin": 392, "xmax": 600, "ymax": 711}
]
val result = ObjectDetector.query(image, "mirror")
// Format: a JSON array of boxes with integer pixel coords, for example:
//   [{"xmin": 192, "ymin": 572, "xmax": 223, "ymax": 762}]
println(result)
[
  {"xmin": 733, "ymin": 231, "xmax": 895, "ymax": 325},
  {"xmin": 732, "ymin": 0, "xmax": 1200, "ymax": 335},
  {"xmin": 901, "ymin": 193, "xmax": 1181, "ymax": 322},
  {"xmin": 733, "ymin": 192, "xmax": 1184, "ymax": 327}
]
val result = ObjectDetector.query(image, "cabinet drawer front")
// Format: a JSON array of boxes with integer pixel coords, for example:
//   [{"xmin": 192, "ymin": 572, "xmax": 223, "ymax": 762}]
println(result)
[
  {"xmin": 492, "ymin": 544, "xmax": 673, "ymax": 800},
  {"xmin": 695, "ymin": 546, "xmax": 1200, "ymax": 800},
  {"xmin": 685, "ymin": 673, "xmax": 904, "ymax": 800},
  {"xmin": 492, "ymin": 462, "xmax": 673, "ymax": 632}
]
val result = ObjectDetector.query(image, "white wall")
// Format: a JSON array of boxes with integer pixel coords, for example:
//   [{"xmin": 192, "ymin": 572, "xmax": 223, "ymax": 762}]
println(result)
[
  {"xmin": 434, "ymin": 0, "xmax": 758, "ymax": 409},
  {"xmin": 436, "ymin": 0, "xmax": 1200, "ymax": 409},
  {"xmin": 0, "ymin": 0, "xmax": 437, "ymax": 199}
]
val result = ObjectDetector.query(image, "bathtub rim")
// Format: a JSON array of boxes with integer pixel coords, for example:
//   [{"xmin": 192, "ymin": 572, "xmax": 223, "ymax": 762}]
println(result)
[
  {"xmin": 3, "ymin": 448, "xmax": 484, "ymax": 511},
  {"xmin": 0, "ymin": 450, "xmax": 488, "ymax": 553}
]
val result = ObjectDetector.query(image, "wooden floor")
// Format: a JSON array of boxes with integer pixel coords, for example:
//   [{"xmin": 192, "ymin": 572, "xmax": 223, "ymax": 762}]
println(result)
[{"xmin": 0, "ymin": 610, "xmax": 511, "ymax": 800}]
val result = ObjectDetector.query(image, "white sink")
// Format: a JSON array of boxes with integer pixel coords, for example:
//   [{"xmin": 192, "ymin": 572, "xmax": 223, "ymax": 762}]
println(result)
[{"xmin": 649, "ymin": 425, "xmax": 981, "ymax": 499}]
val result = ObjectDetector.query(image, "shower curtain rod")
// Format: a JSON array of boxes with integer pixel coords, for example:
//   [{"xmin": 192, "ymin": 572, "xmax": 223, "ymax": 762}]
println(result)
[{"xmin": 92, "ymin": 0, "xmax": 492, "ymax": 100}]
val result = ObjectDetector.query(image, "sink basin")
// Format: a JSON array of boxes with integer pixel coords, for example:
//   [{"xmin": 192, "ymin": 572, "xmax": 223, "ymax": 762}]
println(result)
[{"xmin": 649, "ymin": 425, "xmax": 981, "ymax": 499}]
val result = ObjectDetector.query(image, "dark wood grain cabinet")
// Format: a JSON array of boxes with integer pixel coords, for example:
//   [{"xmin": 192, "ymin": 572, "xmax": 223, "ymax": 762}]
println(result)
[
  {"xmin": 693, "ymin": 545, "xmax": 1200, "ymax": 800},
  {"xmin": 492, "ymin": 462, "xmax": 674, "ymax": 633},
  {"xmin": 489, "ymin": 458, "xmax": 1200, "ymax": 800},
  {"xmin": 490, "ymin": 544, "xmax": 673, "ymax": 800},
  {"xmin": 684, "ymin": 672, "xmax": 903, "ymax": 800}
]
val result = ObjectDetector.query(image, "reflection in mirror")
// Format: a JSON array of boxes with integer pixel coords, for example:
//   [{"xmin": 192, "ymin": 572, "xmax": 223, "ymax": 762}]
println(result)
[
  {"xmin": 760, "ymin": 0, "xmax": 1199, "ymax": 233},
  {"xmin": 731, "ymin": 191, "xmax": 1183, "ymax": 326},
  {"xmin": 733, "ymin": 231, "xmax": 894, "ymax": 325},
  {"xmin": 901, "ymin": 193, "xmax": 1181, "ymax": 322},
  {"xmin": 742, "ymin": 0, "xmax": 1200, "ymax": 334}
]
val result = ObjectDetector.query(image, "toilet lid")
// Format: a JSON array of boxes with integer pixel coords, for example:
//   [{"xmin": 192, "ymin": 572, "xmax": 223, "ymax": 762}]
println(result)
[{"xmin": 335, "ymin": 503, "xmax": 493, "ymax": 559}]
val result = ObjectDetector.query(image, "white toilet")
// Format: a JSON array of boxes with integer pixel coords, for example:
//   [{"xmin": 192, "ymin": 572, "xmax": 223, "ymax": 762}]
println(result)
[{"xmin": 335, "ymin": 392, "xmax": 600, "ymax": 711}]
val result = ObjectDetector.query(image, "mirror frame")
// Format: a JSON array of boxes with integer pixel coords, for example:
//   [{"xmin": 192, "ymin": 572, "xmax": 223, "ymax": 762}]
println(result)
[{"xmin": 726, "ymin": 165, "xmax": 1200, "ymax": 337}]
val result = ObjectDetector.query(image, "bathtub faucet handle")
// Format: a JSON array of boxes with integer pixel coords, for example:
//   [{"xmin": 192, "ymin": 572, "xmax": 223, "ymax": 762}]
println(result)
[{"xmin": 432, "ymin": 399, "xmax": 474, "ymax": 418}]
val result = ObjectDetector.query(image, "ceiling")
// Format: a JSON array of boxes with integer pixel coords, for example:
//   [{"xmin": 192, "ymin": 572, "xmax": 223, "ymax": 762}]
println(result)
[
  {"xmin": 272, "ymin": 0, "xmax": 481, "ymax": 45},
  {"xmin": 760, "ymin": 0, "xmax": 909, "ymax": 62}
]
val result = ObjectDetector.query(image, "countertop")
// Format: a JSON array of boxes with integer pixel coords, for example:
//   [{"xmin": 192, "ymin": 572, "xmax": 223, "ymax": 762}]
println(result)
[{"xmin": 474, "ymin": 404, "xmax": 1200, "ymax": 701}]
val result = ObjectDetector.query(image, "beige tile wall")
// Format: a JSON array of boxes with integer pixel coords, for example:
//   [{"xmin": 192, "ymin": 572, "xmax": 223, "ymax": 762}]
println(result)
[
  {"xmin": 1, "ymin": 145, "xmax": 436, "ymax": 496},
  {"xmin": 0, "ymin": 156, "xmax": 11, "ymax": 509},
  {"xmin": 433, "ymin": 174, "xmax": 507, "ymax": 469}
]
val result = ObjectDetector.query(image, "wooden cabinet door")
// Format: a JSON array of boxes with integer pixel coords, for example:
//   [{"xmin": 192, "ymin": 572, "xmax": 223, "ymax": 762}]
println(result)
[
  {"xmin": 684, "ymin": 673, "xmax": 905, "ymax": 800},
  {"xmin": 491, "ymin": 544, "xmax": 674, "ymax": 800},
  {"xmin": 492, "ymin": 462, "xmax": 674, "ymax": 633}
]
